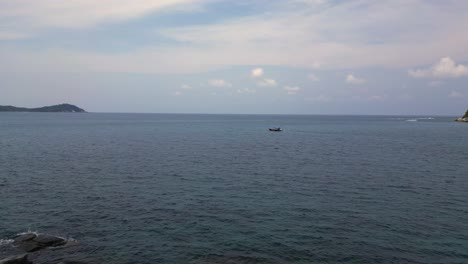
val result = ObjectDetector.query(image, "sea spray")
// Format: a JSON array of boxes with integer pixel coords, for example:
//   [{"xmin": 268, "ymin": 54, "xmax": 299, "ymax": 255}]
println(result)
[{"xmin": 0, "ymin": 239, "xmax": 14, "ymax": 246}]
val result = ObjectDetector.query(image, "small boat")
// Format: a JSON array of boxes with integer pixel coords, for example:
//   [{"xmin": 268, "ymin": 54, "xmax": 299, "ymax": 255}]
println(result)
[{"xmin": 269, "ymin": 127, "xmax": 282, "ymax": 132}]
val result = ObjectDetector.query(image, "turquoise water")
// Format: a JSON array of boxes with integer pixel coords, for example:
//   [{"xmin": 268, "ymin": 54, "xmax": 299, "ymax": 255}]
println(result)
[{"xmin": 1, "ymin": 113, "xmax": 467, "ymax": 263}]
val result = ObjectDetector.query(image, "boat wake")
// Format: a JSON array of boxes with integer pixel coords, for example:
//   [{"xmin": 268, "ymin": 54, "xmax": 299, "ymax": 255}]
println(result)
[{"xmin": 391, "ymin": 117, "xmax": 435, "ymax": 122}]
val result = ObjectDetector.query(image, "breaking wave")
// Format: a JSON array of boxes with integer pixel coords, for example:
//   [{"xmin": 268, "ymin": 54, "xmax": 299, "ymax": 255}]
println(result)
[{"xmin": 0, "ymin": 239, "xmax": 14, "ymax": 246}]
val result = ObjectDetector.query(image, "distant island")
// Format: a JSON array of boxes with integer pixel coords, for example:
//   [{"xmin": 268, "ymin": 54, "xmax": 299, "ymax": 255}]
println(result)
[
  {"xmin": 0, "ymin": 103, "xmax": 86, "ymax": 113},
  {"xmin": 455, "ymin": 110, "xmax": 468, "ymax": 122}
]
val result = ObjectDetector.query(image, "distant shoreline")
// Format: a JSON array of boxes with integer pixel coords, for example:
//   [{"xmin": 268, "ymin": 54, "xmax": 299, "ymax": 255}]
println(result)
[
  {"xmin": 0, "ymin": 104, "xmax": 85, "ymax": 113},
  {"xmin": 0, "ymin": 107, "xmax": 463, "ymax": 117},
  {"xmin": 0, "ymin": 112, "xmax": 459, "ymax": 117}
]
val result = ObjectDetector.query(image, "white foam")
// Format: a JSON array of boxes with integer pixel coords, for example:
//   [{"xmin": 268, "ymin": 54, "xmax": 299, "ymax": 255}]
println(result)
[
  {"xmin": 0, "ymin": 239, "xmax": 14, "ymax": 246},
  {"xmin": 16, "ymin": 229, "xmax": 39, "ymax": 236},
  {"xmin": 9, "ymin": 230, "xmax": 77, "ymax": 247},
  {"xmin": 406, "ymin": 119, "xmax": 417, "ymax": 122}
]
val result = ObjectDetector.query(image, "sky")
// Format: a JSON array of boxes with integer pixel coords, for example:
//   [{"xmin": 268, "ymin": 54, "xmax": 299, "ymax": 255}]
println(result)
[{"xmin": 0, "ymin": 0, "xmax": 467, "ymax": 115}]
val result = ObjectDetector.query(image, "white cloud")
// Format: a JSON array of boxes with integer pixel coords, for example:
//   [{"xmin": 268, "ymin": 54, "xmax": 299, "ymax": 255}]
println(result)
[
  {"xmin": 257, "ymin": 78, "xmax": 277, "ymax": 87},
  {"xmin": 308, "ymin": 74, "xmax": 319, "ymax": 81},
  {"xmin": 428, "ymin": 81, "xmax": 442, "ymax": 87},
  {"xmin": 449, "ymin": 91, "xmax": 463, "ymax": 98},
  {"xmin": 2, "ymin": 1, "xmax": 468, "ymax": 73},
  {"xmin": 251, "ymin": 68, "xmax": 264, "ymax": 78},
  {"xmin": 174, "ymin": 91, "xmax": 182, "ymax": 96},
  {"xmin": 158, "ymin": 1, "xmax": 468, "ymax": 72},
  {"xmin": 236, "ymin": 88, "xmax": 256, "ymax": 94},
  {"xmin": 208, "ymin": 79, "xmax": 232, "ymax": 87},
  {"xmin": 346, "ymin": 74, "xmax": 366, "ymax": 84},
  {"xmin": 369, "ymin": 95, "xmax": 385, "ymax": 101},
  {"xmin": 181, "ymin": 84, "xmax": 192, "ymax": 89},
  {"xmin": 0, "ymin": 32, "xmax": 28, "ymax": 40},
  {"xmin": 251, "ymin": 68, "xmax": 277, "ymax": 87},
  {"xmin": 409, "ymin": 57, "xmax": 468, "ymax": 78},
  {"xmin": 284, "ymin": 86, "xmax": 301, "ymax": 95},
  {"xmin": 294, "ymin": 0, "xmax": 327, "ymax": 5},
  {"xmin": 305, "ymin": 94, "xmax": 331, "ymax": 102},
  {"xmin": 0, "ymin": 0, "xmax": 201, "ymax": 39}
]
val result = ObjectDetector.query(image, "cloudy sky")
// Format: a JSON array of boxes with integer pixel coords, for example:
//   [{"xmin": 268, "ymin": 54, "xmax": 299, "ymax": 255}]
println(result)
[{"xmin": 1, "ymin": 0, "xmax": 467, "ymax": 114}]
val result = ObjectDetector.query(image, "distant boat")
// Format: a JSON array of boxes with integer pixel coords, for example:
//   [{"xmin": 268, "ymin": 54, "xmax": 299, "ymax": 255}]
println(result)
[{"xmin": 269, "ymin": 127, "xmax": 282, "ymax": 132}]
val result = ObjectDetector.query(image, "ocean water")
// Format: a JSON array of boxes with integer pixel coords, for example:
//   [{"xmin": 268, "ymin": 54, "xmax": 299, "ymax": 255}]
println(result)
[{"xmin": 1, "ymin": 113, "xmax": 467, "ymax": 264}]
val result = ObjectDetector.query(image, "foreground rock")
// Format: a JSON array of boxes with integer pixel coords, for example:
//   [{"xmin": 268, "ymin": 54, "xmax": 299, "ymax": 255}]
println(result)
[
  {"xmin": 0, "ymin": 254, "xmax": 32, "ymax": 264},
  {"xmin": 13, "ymin": 234, "xmax": 66, "ymax": 253},
  {"xmin": 455, "ymin": 110, "xmax": 468, "ymax": 122},
  {"xmin": 1, "ymin": 233, "xmax": 92, "ymax": 264}
]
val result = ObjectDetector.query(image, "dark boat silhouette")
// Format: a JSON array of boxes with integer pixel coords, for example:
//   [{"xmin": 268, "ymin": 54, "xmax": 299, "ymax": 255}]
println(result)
[{"xmin": 269, "ymin": 127, "xmax": 282, "ymax": 132}]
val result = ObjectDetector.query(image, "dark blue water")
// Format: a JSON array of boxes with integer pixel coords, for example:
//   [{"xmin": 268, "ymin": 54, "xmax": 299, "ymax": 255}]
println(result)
[{"xmin": 1, "ymin": 113, "xmax": 467, "ymax": 264}]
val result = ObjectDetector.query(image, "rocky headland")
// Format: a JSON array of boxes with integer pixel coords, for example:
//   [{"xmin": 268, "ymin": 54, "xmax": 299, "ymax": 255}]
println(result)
[{"xmin": 454, "ymin": 110, "xmax": 468, "ymax": 122}]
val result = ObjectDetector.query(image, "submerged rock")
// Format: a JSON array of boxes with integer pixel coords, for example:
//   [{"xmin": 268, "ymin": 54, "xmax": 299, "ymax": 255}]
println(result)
[
  {"xmin": 16, "ymin": 241, "xmax": 43, "ymax": 253},
  {"xmin": 13, "ymin": 234, "xmax": 66, "ymax": 252},
  {"xmin": 0, "ymin": 254, "xmax": 32, "ymax": 264},
  {"xmin": 5, "ymin": 233, "xmax": 87, "ymax": 264},
  {"xmin": 34, "ymin": 235, "xmax": 66, "ymax": 247},
  {"xmin": 13, "ymin": 234, "xmax": 36, "ymax": 244}
]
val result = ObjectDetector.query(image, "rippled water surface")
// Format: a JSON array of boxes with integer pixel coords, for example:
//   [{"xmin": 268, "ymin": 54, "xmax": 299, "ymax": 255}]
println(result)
[{"xmin": 1, "ymin": 113, "xmax": 467, "ymax": 263}]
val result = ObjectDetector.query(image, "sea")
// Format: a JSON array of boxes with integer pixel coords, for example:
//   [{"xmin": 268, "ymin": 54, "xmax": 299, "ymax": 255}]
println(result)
[{"xmin": 0, "ymin": 113, "xmax": 467, "ymax": 264}]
